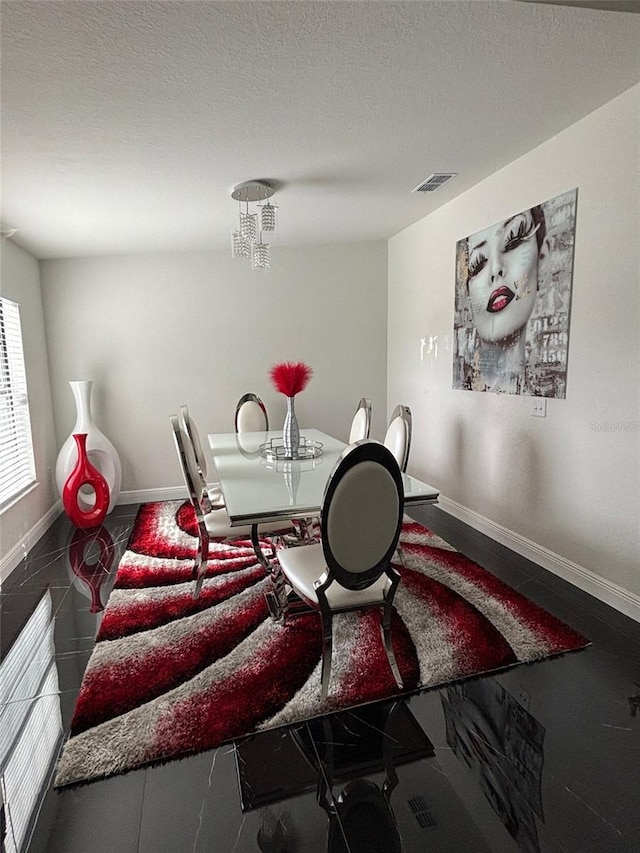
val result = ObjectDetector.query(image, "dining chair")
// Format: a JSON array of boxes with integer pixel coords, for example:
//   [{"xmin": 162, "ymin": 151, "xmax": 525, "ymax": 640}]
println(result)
[
  {"xmin": 276, "ymin": 439, "xmax": 405, "ymax": 700},
  {"xmin": 383, "ymin": 405, "xmax": 412, "ymax": 473},
  {"xmin": 232, "ymin": 392, "xmax": 304, "ymax": 561},
  {"xmin": 171, "ymin": 415, "xmax": 288, "ymax": 596},
  {"xmin": 235, "ymin": 392, "xmax": 269, "ymax": 432},
  {"xmin": 179, "ymin": 405, "xmax": 225, "ymax": 512},
  {"xmin": 383, "ymin": 404, "xmax": 412, "ymax": 568},
  {"xmin": 348, "ymin": 397, "xmax": 372, "ymax": 444}
]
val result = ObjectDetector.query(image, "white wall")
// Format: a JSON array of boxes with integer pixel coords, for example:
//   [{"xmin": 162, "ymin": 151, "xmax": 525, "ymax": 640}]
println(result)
[
  {"xmin": 40, "ymin": 241, "xmax": 388, "ymax": 498},
  {"xmin": 388, "ymin": 85, "xmax": 640, "ymax": 607},
  {"xmin": 0, "ymin": 239, "xmax": 59, "ymax": 577}
]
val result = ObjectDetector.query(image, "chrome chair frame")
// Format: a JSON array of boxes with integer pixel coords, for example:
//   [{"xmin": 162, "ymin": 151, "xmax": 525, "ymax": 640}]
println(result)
[
  {"xmin": 383, "ymin": 404, "xmax": 413, "ymax": 567},
  {"xmin": 383, "ymin": 404, "xmax": 412, "ymax": 473},
  {"xmin": 348, "ymin": 397, "xmax": 372, "ymax": 444},
  {"xmin": 234, "ymin": 392, "xmax": 269, "ymax": 433},
  {"xmin": 172, "ymin": 414, "xmax": 219, "ymax": 588},
  {"xmin": 277, "ymin": 440, "xmax": 404, "ymax": 700},
  {"xmin": 286, "ymin": 395, "xmax": 372, "ymax": 547},
  {"xmin": 179, "ymin": 405, "xmax": 224, "ymax": 513},
  {"xmin": 171, "ymin": 414, "xmax": 276, "ymax": 596}
]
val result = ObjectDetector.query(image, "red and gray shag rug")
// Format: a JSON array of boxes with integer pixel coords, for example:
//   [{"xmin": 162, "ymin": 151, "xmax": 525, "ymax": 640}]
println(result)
[{"xmin": 55, "ymin": 500, "xmax": 588, "ymax": 787}]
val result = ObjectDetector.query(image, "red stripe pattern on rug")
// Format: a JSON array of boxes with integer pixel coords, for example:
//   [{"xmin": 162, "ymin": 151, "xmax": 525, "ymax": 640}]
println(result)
[{"xmin": 54, "ymin": 501, "xmax": 588, "ymax": 787}]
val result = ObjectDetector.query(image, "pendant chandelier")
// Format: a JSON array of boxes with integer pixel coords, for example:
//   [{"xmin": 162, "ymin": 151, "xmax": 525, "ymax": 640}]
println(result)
[{"xmin": 231, "ymin": 180, "xmax": 277, "ymax": 270}]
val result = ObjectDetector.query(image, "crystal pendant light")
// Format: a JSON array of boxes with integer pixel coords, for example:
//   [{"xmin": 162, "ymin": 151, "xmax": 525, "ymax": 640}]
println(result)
[
  {"xmin": 259, "ymin": 201, "xmax": 277, "ymax": 232},
  {"xmin": 252, "ymin": 238, "xmax": 270, "ymax": 270},
  {"xmin": 231, "ymin": 229, "xmax": 251, "ymax": 259},
  {"xmin": 231, "ymin": 200, "xmax": 251, "ymax": 258},
  {"xmin": 230, "ymin": 180, "xmax": 277, "ymax": 269},
  {"xmin": 239, "ymin": 204, "xmax": 258, "ymax": 241}
]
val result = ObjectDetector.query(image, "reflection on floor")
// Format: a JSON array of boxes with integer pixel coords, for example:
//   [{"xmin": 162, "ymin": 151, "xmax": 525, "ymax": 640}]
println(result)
[{"xmin": 1, "ymin": 503, "xmax": 639, "ymax": 853}]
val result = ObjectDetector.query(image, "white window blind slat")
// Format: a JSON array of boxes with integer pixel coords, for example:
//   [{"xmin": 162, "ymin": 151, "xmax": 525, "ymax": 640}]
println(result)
[
  {"xmin": 0, "ymin": 593, "xmax": 62, "ymax": 853},
  {"xmin": 0, "ymin": 298, "xmax": 36, "ymax": 508}
]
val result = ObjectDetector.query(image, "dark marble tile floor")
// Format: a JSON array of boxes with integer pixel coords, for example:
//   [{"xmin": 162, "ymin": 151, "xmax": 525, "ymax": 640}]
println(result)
[{"xmin": 1, "ymin": 503, "xmax": 639, "ymax": 853}]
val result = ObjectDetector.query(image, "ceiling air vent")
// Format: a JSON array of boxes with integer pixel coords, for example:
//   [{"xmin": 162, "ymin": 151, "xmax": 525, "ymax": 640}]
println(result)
[{"xmin": 412, "ymin": 173, "xmax": 458, "ymax": 193}]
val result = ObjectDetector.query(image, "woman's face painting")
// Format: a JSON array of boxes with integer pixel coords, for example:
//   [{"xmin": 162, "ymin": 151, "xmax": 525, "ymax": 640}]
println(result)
[{"xmin": 466, "ymin": 210, "xmax": 541, "ymax": 343}]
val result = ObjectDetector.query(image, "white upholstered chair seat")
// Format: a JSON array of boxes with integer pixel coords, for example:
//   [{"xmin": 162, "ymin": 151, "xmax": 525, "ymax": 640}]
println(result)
[{"xmin": 278, "ymin": 543, "xmax": 391, "ymax": 610}]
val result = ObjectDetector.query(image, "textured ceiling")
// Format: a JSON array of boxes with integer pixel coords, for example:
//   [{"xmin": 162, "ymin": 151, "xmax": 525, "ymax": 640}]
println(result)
[{"xmin": 1, "ymin": 0, "xmax": 639, "ymax": 260}]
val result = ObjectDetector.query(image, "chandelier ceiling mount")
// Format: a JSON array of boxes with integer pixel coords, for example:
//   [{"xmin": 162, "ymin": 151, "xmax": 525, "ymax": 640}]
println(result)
[
  {"xmin": 231, "ymin": 180, "xmax": 278, "ymax": 270},
  {"xmin": 231, "ymin": 180, "xmax": 275, "ymax": 204}
]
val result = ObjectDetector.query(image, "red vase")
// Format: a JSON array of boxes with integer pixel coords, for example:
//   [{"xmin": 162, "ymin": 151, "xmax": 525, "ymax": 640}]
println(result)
[
  {"xmin": 62, "ymin": 433, "xmax": 111, "ymax": 529},
  {"xmin": 68, "ymin": 526, "xmax": 115, "ymax": 612}
]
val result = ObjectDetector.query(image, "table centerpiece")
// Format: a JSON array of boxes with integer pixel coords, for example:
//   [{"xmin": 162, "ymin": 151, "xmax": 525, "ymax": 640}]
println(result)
[{"xmin": 268, "ymin": 360, "xmax": 313, "ymax": 459}]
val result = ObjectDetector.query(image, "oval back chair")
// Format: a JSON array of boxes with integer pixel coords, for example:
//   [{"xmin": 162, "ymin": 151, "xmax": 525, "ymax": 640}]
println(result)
[
  {"xmin": 277, "ymin": 439, "xmax": 404, "ymax": 700},
  {"xmin": 348, "ymin": 397, "xmax": 372, "ymax": 444},
  {"xmin": 179, "ymin": 405, "xmax": 224, "ymax": 511},
  {"xmin": 170, "ymin": 414, "xmax": 257, "ymax": 594},
  {"xmin": 383, "ymin": 405, "xmax": 412, "ymax": 473},
  {"xmin": 235, "ymin": 393, "xmax": 269, "ymax": 433}
]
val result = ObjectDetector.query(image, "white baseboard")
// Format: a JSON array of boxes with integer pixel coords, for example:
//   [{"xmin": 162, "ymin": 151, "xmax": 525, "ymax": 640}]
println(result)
[
  {"xmin": 0, "ymin": 501, "xmax": 63, "ymax": 585},
  {"xmin": 437, "ymin": 496, "xmax": 640, "ymax": 625}
]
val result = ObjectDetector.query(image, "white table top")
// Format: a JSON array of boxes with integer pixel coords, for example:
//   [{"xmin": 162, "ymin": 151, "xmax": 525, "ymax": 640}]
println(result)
[{"xmin": 208, "ymin": 428, "xmax": 439, "ymax": 527}]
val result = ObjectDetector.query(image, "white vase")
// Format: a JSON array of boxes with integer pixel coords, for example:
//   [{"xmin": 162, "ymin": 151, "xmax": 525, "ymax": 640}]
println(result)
[{"xmin": 55, "ymin": 380, "xmax": 122, "ymax": 513}]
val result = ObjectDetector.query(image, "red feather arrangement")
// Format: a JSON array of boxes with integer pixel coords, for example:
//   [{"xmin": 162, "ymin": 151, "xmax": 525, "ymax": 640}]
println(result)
[{"xmin": 269, "ymin": 361, "xmax": 313, "ymax": 397}]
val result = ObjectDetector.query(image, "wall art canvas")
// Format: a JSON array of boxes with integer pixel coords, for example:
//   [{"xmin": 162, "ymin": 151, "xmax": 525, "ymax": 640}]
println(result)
[{"xmin": 453, "ymin": 188, "xmax": 577, "ymax": 396}]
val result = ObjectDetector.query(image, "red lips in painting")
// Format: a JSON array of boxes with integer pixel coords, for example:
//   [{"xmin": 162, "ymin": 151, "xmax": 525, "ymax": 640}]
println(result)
[{"xmin": 487, "ymin": 286, "xmax": 515, "ymax": 313}]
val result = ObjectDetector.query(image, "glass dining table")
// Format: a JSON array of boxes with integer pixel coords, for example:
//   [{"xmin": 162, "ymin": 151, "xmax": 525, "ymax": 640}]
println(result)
[{"xmin": 207, "ymin": 428, "xmax": 439, "ymax": 567}]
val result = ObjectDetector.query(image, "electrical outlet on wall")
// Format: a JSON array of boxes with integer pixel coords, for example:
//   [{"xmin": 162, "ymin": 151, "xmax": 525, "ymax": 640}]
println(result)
[{"xmin": 532, "ymin": 398, "xmax": 547, "ymax": 418}]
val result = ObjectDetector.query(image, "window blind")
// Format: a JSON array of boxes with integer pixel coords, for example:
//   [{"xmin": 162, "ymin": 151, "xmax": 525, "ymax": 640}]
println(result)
[
  {"xmin": 0, "ymin": 592, "xmax": 63, "ymax": 853},
  {"xmin": 0, "ymin": 298, "xmax": 36, "ymax": 508}
]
